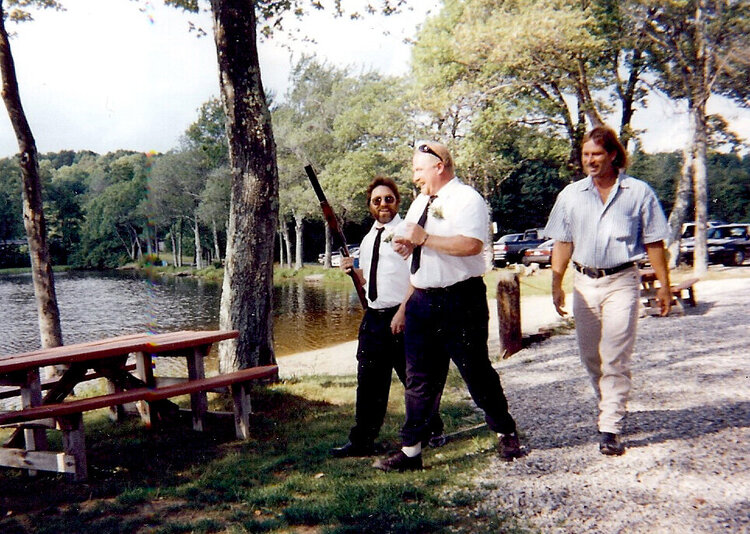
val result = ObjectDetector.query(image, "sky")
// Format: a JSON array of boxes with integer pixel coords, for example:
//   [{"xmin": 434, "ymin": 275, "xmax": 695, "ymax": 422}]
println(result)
[{"xmin": 0, "ymin": 0, "xmax": 748, "ymax": 159}]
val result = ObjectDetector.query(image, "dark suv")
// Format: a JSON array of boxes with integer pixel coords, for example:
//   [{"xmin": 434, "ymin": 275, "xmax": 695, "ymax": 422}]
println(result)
[{"xmin": 680, "ymin": 224, "xmax": 749, "ymax": 266}]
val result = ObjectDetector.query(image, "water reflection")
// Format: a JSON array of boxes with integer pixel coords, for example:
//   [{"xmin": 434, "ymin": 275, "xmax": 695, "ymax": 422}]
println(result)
[{"xmin": 0, "ymin": 271, "xmax": 362, "ymax": 357}]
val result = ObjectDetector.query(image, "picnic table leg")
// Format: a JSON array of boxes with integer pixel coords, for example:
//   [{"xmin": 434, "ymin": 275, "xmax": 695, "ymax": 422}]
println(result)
[
  {"xmin": 135, "ymin": 351, "xmax": 155, "ymax": 426},
  {"xmin": 19, "ymin": 368, "xmax": 48, "ymax": 476},
  {"xmin": 231, "ymin": 382, "xmax": 252, "ymax": 440},
  {"xmin": 186, "ymin": 345, "xmax": 209, "ymax": 432},
  {"xmin": 93, "ymin": 362, "xmax": 179, "ymax": 425},
  {"xmin": 59, "ymin": 413, "xmax": 87, "ymax": 482},
  {"xmin": 4, "ymin": 364, "xmax": 89, "ymax": 449}
]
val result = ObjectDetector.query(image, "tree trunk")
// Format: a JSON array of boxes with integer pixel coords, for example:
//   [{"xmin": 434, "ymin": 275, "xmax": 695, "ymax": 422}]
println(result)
[
  {"xmin": 294, "ymin": 214, "xmax": 304, "ymax": 270},
  {"xmin": 177, "ymin": 218, "xmax": 183, "ymax": 266},
  {"xmin": 666, "ymin": 111, "xmax": 696, "ymax": 268},
  {"xmin": 145, "ymin": 225, "xmax": 153, "ymax": 255},
  {"xmin": 193, "ymin": 214, "xmax": 203, "ymax": 269},
  {"xmin": 278, "ymin": 226, "xmax": 285, "ymax": 266},
  {"xmin": 212, "ymin": 217, "xmax": 221, "ymax": 262},
  {"xmin": 170, "ymin": 223, "xmax": 178, "ymax": 266},
  {"xmin": 281, "ymin": 217, "xmax": 292, "ymax": 269},
  {"xmin": 692, "ymin": 104, "xmax": 709, "ymax": 276},
  {"xmin": 691, "ymin": 0, "xmax": 709, "ymax": 277},
  {"xmin": 323, "ymin": 219, "xmax": 332, "ymax": 268},
  {"xmin": 213, "ymin": 0, "xmax": 278, "ymax": 372},
  {"xmin": 0, "ymin": 6, "xmax": 63, "ymax": 361}
]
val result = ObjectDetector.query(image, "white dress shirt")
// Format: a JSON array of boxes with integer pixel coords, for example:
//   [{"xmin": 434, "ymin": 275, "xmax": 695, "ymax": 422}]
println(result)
[
  {"xmin": 401, "ymin": 177, "xmax": 489, "ymax": 289},
  {"xmin": 360, "ymin": 214, "xmax": 411, "ymax": 308}
]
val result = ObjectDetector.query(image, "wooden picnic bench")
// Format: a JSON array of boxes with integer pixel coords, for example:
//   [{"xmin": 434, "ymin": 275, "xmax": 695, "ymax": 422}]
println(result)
[
  {"xmin": 639, "ymin": 269, "xmax": 699, "ymax": 315},
  {"xmin": 0, "ymin": 330, "xmax": 278, "ymax": 481}
]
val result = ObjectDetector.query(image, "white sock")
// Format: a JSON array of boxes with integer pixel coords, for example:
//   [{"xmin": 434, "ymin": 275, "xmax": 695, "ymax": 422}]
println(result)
[{"xmin": 402, "ymin": 444, "xmax": 422, "ymax": 457}]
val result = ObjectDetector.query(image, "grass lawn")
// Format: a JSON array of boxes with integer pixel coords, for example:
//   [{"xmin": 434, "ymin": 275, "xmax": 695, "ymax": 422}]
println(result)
[{"xmin": 0, "ymin": 370, "xmax": 531, "ymax": 534}]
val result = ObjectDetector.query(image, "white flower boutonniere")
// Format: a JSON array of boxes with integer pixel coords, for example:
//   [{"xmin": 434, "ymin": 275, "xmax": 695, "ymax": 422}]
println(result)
[
  {"xmin": 382, "ymin": 230, "xmax": 395, "ymax": 243},
  {"xmin": 429, "ymin": 202, "xmax": 445, "ymax": 220}
]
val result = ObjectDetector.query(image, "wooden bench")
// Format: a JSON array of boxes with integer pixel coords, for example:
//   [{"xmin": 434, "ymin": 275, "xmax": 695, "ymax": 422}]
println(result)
[
  {"xmin": 641, "ymin": 277, "xmax": 699, "ymax": 316},
  {"xmin": 670, "ymin": 277, "xmax": 699, "ymax": 308},
  {"xmin": 0, "ymin": 364, "xmax": 278, "ymax": 481}
]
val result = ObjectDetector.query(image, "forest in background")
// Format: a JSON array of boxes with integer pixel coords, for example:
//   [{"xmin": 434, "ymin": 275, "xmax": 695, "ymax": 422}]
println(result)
[{"xmin": 2, "ymin": 0, "xmax": 749, "ymax": 271}]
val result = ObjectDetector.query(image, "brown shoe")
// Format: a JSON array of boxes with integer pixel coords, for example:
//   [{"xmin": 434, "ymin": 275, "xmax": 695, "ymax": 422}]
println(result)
[
  {"xmin": 498, "ymin": 432, "xmax": 524, "ymax": 461},
  {"xmin": 599, "ymin": 432, "xmax": 625, "ymax": 456},
  {"xmin": 372, "ymin": 450, "xmax": 422, "ymax": 472}
]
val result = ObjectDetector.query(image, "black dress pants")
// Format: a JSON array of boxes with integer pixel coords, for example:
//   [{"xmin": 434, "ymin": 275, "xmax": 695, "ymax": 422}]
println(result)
[
  {"xmin": 349, "ymin": 306, "xmax": 443, "ymax": 446},
  {"xmin": 400, "ymin": 277, "xmax": 516, "ymax": 446}
]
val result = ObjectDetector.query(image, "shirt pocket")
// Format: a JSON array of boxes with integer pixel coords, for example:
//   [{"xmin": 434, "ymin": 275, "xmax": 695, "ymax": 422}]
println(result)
[{"xmin": 612, "ymin": 214, "xmax": 641, "ymax": 243}]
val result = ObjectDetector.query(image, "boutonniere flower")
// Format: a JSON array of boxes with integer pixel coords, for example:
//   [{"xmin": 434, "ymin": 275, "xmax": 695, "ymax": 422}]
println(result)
[
  {"xmin": 429, "ymin": 202, "xmax": 444, "ymax": 220},
  {"xmin": 383, "ymin": 230, "xmax": 395, "ymax": 243}
]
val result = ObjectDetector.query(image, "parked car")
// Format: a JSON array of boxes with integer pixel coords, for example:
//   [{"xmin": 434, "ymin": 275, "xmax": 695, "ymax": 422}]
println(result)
[
  {"xmin": 680, "ymin": 220, "xmax": 724, "ymax": 239},
  {"xmin": 493, "ymin": 228, "xmax": 546, "ymax": 267},
  {"xmin": 679, "ymin": 224, "xmax": 750, "ymax": 266},
  {"xmin": 521, "ymin": 238, "xmax": 554, "ymax": 267},
  {"xmin": 319, "ymin": 244, "xmax": 360, "ymax": 268}
]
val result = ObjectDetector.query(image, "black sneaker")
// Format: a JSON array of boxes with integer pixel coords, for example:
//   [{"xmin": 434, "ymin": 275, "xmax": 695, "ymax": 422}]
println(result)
[
  {"xmin": 599, "ymin": 432, "xmax": 625, "ymax": 456},
  {"xmin": 498, "ymin": 432, "xmax": 524, "ymax": 461},
  {"xmin": 330, "ymin": 441, "xmax": 376, "ymax": 458},
  {"xmin": 372, "ymin": 450, "xmax": 422, "ymax": 472}
]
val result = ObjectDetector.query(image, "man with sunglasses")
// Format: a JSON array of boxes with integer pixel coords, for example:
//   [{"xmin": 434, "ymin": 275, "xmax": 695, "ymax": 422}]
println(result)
[
  {"xmin": 331, "ymin": 176, "xmax": 444, "ymax": 458},
  {"xmin": 373, "ymin": 142, "xmax": 524, "ymax": 472}
]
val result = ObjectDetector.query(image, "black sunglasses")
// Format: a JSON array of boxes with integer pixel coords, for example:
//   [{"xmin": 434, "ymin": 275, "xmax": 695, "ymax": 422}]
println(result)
[
  {"xmin": 418, "ymin": 143, "xmax": 443, "ymax": 162},
  {"xmin": 371, "ymin": 194, "xmax": 396, "ymax": 206}
]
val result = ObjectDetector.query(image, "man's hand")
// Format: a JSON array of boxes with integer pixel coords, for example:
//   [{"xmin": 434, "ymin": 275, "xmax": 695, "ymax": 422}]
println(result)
[
  {"xmin": 552, "ymin": 285, "xmax": 568, "ymax": 317},
  {"xmin": 393, "ymin": 222, "xmax": 425, "ymax": 259},
  {"xmin": 340, "ymin": 256, "xmax": 354, "ymax": 273},
  {"xmin": 656, "ymin": 285, "xmax": 672, "ymax": 317},
  {"xmin": 392, "ymin": 238, "xmax": 414, "ymax": 259},
  {"xmin": 391, "ymin": 306, "xmax": 406, "ymax": 334}
]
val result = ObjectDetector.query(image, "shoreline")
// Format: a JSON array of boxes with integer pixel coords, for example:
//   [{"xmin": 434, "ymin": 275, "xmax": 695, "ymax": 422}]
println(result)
[{"xmin": 277, "ymin": 293, "xmax": 565, "ymax": 379}]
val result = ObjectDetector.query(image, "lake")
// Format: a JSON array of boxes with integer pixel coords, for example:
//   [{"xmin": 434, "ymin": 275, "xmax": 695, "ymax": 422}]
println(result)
[{"xmin": 0, "ymin": 270, "xmax": 364, "ymax": 357}]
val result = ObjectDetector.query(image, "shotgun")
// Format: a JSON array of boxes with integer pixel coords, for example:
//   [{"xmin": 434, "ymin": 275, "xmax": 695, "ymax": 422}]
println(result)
[{"xmin": 304, "ymin": 164, "xmax": 368, "ymax": 309}]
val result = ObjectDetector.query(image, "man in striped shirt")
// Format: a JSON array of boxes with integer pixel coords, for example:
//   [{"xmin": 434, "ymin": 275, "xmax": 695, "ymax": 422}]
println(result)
[{"xmin": 544, "ymin": 126, "xmax": 671, "ymax": 456}]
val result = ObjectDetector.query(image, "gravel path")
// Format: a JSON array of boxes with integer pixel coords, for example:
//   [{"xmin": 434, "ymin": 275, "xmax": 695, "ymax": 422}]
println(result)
[{"xmin": 476, "ymin": 277, "xmax": 750, "ymax": 533}]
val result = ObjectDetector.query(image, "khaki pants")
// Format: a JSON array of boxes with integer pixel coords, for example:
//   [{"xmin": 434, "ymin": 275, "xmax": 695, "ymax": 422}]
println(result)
[{"xmin": 573, "ymin": 266, "xmax": 640, "ymax": 434}]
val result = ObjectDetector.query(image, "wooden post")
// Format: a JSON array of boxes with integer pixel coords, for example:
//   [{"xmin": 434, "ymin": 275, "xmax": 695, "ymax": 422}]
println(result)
[{"xmin": 496, "ymin": 271, "xmax": 522, "ymax": 358}]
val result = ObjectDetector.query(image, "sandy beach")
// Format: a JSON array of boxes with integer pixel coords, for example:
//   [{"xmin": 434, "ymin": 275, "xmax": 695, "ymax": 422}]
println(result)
[{"xmin": 277, "ymin": 291, "xmax": 565, "ymax": 378}]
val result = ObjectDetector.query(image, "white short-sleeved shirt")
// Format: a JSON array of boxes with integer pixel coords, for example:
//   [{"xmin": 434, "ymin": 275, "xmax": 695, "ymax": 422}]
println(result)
[
  {"xmin": 359, "ymin": 215, "xmax": 411, "ymax": 308},
  {"xmin": 544, "ymin": 174, "xmax": 669, "ymax": 268},
  {"xmin": 401, "ymin": 177, "xmax": 489, "ymax": 288}
]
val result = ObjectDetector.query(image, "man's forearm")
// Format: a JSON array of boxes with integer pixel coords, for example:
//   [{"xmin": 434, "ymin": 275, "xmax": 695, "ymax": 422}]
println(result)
[
  {"xmin": 551, "ymin": 241, "xmax": 573, "ymax": 287},
  {"xmin": 421, "ymin": 234, "xmax": 483, "ymax": 257},
  {"xmin": 645, "ymin": 241, "xmax": 670, "ymax": 288}
]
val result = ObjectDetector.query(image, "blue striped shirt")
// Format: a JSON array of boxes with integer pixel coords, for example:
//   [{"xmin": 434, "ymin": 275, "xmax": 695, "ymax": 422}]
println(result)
[{"xmin": 543, "ymin": 174, "xmax": 669, "ymax": 269}]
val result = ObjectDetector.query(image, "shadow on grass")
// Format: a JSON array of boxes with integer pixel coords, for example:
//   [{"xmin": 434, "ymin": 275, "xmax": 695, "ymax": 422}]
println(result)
[{"xmin": 0, "ymin": 378, "xmax": 511, "ymax": 534}]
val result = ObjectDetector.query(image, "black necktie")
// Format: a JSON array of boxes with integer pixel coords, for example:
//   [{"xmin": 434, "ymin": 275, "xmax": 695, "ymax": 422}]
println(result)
[
  {"xmin": 411, "ymin": 195, "xmax": 437, "ymax": 274},
  {"xmin": 368, "ymin": 227, "xmax": 385, "ymax": 302}
]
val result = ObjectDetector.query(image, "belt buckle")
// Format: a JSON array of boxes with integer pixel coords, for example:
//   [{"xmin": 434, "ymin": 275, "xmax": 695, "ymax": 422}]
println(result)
[{"xmin": 584, "ymin": 266, "xmax": 599, "ymax": 278}]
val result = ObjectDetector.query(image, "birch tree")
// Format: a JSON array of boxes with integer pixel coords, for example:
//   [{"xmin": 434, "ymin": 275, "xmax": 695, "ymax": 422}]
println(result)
[
  {"xmin": 631, "ymin": 0, "xmax": 750, "ymax": 274},
  {"xmin": 0, "ymin": 0, "xmax": 64, "ymax": 357}
]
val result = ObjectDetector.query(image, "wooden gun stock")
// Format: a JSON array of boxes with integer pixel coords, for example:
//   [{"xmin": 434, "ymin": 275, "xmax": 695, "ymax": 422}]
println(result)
[{"xmin": 305, "ymin": 165, "xmax": 368, "ymax": 309}]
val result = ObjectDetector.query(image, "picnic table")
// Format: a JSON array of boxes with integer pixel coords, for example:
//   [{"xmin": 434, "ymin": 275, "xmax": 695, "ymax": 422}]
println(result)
[
  {"xmin": 0, "ymin": 330, "xmax": 278, "ymax": 481},
  {"xmin": 639, "ymin": 269, "xmax": 699, "ymax": 315}
]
